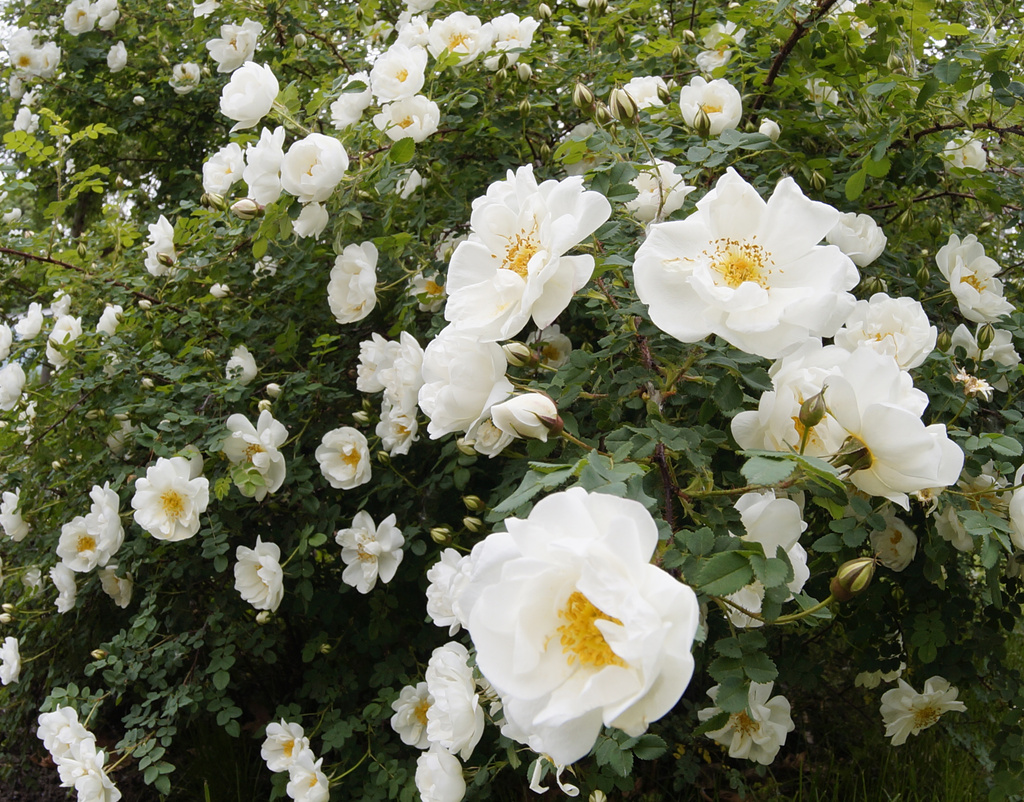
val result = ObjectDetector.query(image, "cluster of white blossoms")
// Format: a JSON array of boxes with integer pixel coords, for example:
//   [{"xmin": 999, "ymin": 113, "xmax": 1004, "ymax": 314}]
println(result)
[
  {"xmin": 879, "ymin": 676, "xmax": 966, "ymax": 745},
  {"xmin": 356, "ymin": 332, "xmax": 425, "ymax": 456},
  {"xmin": 62, "ymin": 0, "xmax": 119, "ymax": 36},
  {"xmin": 6, "ymin": 28, "xmax": 62, "ymax": 79},
  {"xmin": 37, "ymin": 706, "xmax": 122, "ymax": 801},
  {"xmin": 0, "ymin": 636, "xmax": 20, "ymax": 685},
  {"xmin": 261, "ymin": 720, "xmax": 330, "ymax": 802}
]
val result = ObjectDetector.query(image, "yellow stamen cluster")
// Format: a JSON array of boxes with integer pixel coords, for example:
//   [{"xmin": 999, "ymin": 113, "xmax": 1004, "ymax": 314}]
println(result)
[
  {"xmin": 960, "ymin": 272, "xmax": 985, "ymax": 293},
  {"xmin": 77, "ymin": 534, "xmax": 97, "ymax": 554},
  {"xmin": 699, "ymin": 101, "xmax": 723, "ymax": 114},
  {"xmin": 730, "ymin": 710, "xmax": 761, "ymax": 737},
  {"xmin": 160, "ymin": 490, "xmax": 186, "ymax": 521},
  {"xmin": 414, "ymin": 699, "xmax": 431, "ymax": 726},
  {"xmin": 447, "ymin": 33, "xmax": 471, "ymax": 51},
  {"xmin": 244, "ymin": 442, "xmax": 266, "ymax": 462},
  {"xmin": 912, "ymin": 704, "xmax": 942, "ymax": 730},
  {"xmin": 502, "ymin": 232, "xmax": 540, "ymax": 278},
  {"xmin": 709, "ymin": 238, "xmax": 772, "ymax": 289},
  {"xmin": 557, "ymin": 591, "xmax": 626, "ymax": 669}
]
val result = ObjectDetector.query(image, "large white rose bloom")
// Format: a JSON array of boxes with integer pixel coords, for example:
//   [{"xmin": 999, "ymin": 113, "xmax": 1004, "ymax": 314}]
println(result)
[
  {"xmin": 942, "ymin": 132, "xmax": 987, "ymax": 172},
  {"xmin": 879, "ymin": 676, "xmax": 965, "ymax": 745},
  {"xmin": 206, "ymin": 18, "xmax": 263, "ymax": 73},
  {"xmin": 37, "ymin": 706, "xmax": 91, "ymax": 760},
  {"xmin": 825, "ymin": 347, "xmax": 964, "ymax": 508},
  {"xmin": 369, "ymin": 43, "xmax": 427, "ymax": 102},
  {"xmin": 242, "ymin": 126, "xmax": 286, "ymax": 206},
  {"xmin": 391, "ymin": 682, "xmax": 434, "ymax": 749},
  {"xmin": 825, "ymin": 211, "xmax": 887, "ymax": 267},
  {"xmin": 869, "ymin": 508, "xmax": 918, "ymax": 571},
  {"xmin": 935, "ymin": 233, "xmax": 1014, "ymax": 323},
  {"xmin": 63, "ymin": 0, "xmax": 96, "ymax": 35},
  {"xmin": 621, "ymin": 75, "xmax": 669, "ymax": 110},
  {"xmin": 698, "ymin": 681, "xmax": 794, "ymax": 765},
  {"xmin": 47, "ymin": 315, "xmax": 83, "ymax": 369},
  {"xmin": 0, "ymin": 489, "xmax": 30, "ymax": 541},
  {"xmin": 222, "ymin": 409, "xmax": 288, "ymax": 500},
  {"xmin": 0, "ymin": 363, "xmax": 26, "ymax": 411},
  {"xmin": 415, "ymin": 747, "xmax": 466, "ymax": 802},
  {"xmin": 234, "ymin": 536, "xmax": 285, "ymax": 611},
  {"xmin": 461, "ymin": 487, "xmax": 700, "ymax": 765},
  {"xmin": 427, "ymin": 11, "xmax": 493, "ymax": 65},
  {"xmin": 331, "ymin": 71, "xmax": 373, "ymax": 128},
  {"xmin": 15, "ymin": 302, "xmax": 44, "ymax": 339},
  {"xmin": 202, "ymin": 142, "xmax": 245, "ymax": 197},
  {"xmin": 0, "ymin": 636, "xmax": 20, "ymax": 685},
  {"xmin": 336, "ymin": 511, "xmax": 404, "ymax": 594},
  {"xmin": 633, "ymin": 168, "xmax": 859, "ymax": 359},
  {"xmin": 424, "ymin": 641, "xmax": 485, "ymax": 760},
  {"xmin": 226, "ymin": 345, "xmax": 258, "ymax": 385},
  {"xmin": 425, "ymin": 548, "xmax": 472, "ymax": 635},
  {"xmin": 417, "ymin": 327, "xmax": 513, "ymax": 438},
  {"xmin": 833, "ymin": 292, "xmax": 937, "ymax": 370},
  {"xmin": 328, "ymin": 242, "xmax": 378, "ymax": 324},
  {"xmin": 483, "ymin": 13, "xmax": 540, "ymax": 70},
  {"xmin": 373, "ymin": 95, "xmax": 441, "ymax": 143},
  {"xmin": 315, "ymin": 426, "xmax": 371, "ymax": 489},
  {"xmin": 678, "ymin": 76, "xmax": 743, "ymax": 135},
  {"xmin": 106, "ymin": 41, "xmax": 127, "ymax": 73},
  {"xmin": 169, "ymin": 62, "xmax": 201, "ymax": 94},
  {"xmin": 144, "ymin": 215, "xmax": 176, "ymax": 276},
  {"xmin": 280, "ymin": 133, "xmax": 349, "ymax": 204},
  {"xmin": 625, "ymin": 160, "xmax": 694, "ymax": 224},
  {"xmin": 443, "ymin": 164, "xmax": 612, "ymax": 342},
  {"xmin": 285, "ymin": 751, "xmax": 330, "ymax": 802},
  {"xmin": 294, "ymin": 202, "xmax": 329, "ymax": 239},
  {"xmin": 131, "ymin": 456, "xmax": 210, "ymax": 541},
  {"xmin": 261, "ymin": 720, "xmax": 311, "ymax": 773},
  {"xmin": 57, "ymin": 483, "xmax": 124, "ymax": 572},
  {"xmin": 220, "ymin": 62, "xmax": 279, "ymax": 132},
  {"xmin": 96, "ymin": 304, "xmax": 123, "ymax": 337}
]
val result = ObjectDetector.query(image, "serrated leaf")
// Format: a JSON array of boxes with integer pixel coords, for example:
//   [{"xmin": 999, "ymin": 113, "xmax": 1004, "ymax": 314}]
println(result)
[
  {"xmin": 696, "ymin": 551, "xmax": 753, "ymax": 596},
  {"xmin": 632, "ymin": 734, "xmax": 667, "ymax": 760},
  {"xmin": 389, "ymin": 137, "xmax": 415, "ymax": 164},
  {"xmin": 845, "ymin": 168, "xmax": 866, "ymax": 201},
  {"xmin": 740, "ymin": 455, "xmax": 796, "ymax": 486},
  {"xmin": 749, "ymin": 554, "xmax": 791, "ymax": 588}
]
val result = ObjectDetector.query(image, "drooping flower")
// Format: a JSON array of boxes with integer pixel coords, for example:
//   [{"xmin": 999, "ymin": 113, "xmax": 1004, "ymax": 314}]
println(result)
[
  {"xmin": 879, "ymin": 676, "xmax": 966, "ymax": 745},
  {"xmin": 826, "ymin": 212, "xmax": 887, "ymax": 267},
  {"xmin": 633, "ymin": 168, "xmax": 859, "ymax": 359},
  {"xmin": 935, "ymin": 234, "xmax": 1014, "ymax": 323},
  {"xmin": 424, "ymin": 641, "xmax": 485, "ymax": 759},
  {"xmin": 0, "ymin": 636, "xmax": 20, "ymax": 685},
  {"xmin": 315, "ymin": 427, "xmax": 371, "ymax": 489},
  {"xmin": 144, "ymin": 215, "xmax": 176, "ymax": 276},
  {"xmin": 206, "ymin": 18, "xmax": 263, "ymax": 73},
  {"xmin": 222, "ymin": 410, "xmax": 288, "ymax": 501},
  {"xmin": 96, "ymin": 304, "xmax": 123, "ymax": 337},
  {"xmin": 461, "ymin": 487, "xmax": 700, "ymax": 765},
  {"xmin": 336, "ymin": 511, "xmax": 404, "ymax": 594},
  {"xmin": 47, "ymin": 315, "xmax": 83, "ymax": 369},
  {"xmin": 293, "ymin": 202, "xmax": 329, "ymax": 239},
  {"xmin": 202, "ymin": 142, "xmax": 245, "ymax": 196},
  {"xmin": 284, "ymin": 750, "xmax": 329, "ymax": 802},
  {"xmin": 391, "ymin": 682, "xmax": 434, "ymax": 749},
  {"xmin": 98, "ymin": 566, "xmax": 133, "ymax": 608},
  {"xmin": 415, "ymin": 747, "xmax": 466, "ymax": 802},
  {"xmin": 698, "ymin": 682, "xmax": 794, "ymax": 765},
  {"xmin": 869, "ymin": 508, "xmax": 918, "ymax": 571},
  {"xmin": 330, "ymin": 71, "xmax": 373, "ymax": 128},
  {"xmin": 328, "ymin": 242, "xmax": 378, "ymax": 324},
  {"xmin": 131, "ymin": 456, "xmax": 210, "ymax": 542},
  {"xmin": 678, "ymin": 76, "xmax": 742, "ymax": 135},
  {"xmin": 443, "ymin": 164, "xmax": 612, "ymax": 341},
  {"xmin": 234, "ymin": 536, "xmax": 284, "ymax": 611},
  {"xmin": 261, "ymin": 720, "xmax": 311, "ymax": 773},
  {"xmin": 226, "ymin": 345, "xmax": 258, "ymax": 385},
  {"xmin": 51, "ymin": 562, "xmax": 77, "ymax": 613},
  {"xmin": 15, "ymin": 302, "xmax": 43, "ymax": 339},
  {"xmin": 0, "ymin": 489, "xmax": 30, "ymax": 541}
]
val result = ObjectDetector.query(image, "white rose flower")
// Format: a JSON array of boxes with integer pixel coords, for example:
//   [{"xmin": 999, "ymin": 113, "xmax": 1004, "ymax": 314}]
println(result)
[
  {"xmin": 826, "ymin": 211, "xmax": 887, "ymax": 267},
  {"xmin": 106, "ymin": 41, "xmax": 126, "ymax": 72},
  {"xmin": 193, "ymin": 0, "xmax": 219, "ymax": 17},
  {"xmin": 51, "ymin": 562, "xmax": 78, "ymax": 613},
  {"xmin": 0, "ymin": 637, "xmax": 20, "ymax": 685},
  {"xmin": 1006, "ymin": 465, "xmax": 1024, "ymax": 551},
  {"xmin": 234, "ymin": 536, "xmax": 285, "ymax": 611},
  {"xmin": 51, "ymin": 290, "xmax": 73, "ymax": 318},
  {"xmin": 144, "ymin": 215, "xmax": 176, "ymax": 276},
  {"xmin": 328, "ymin": 242, "xmax": 378, "ymax": 324},
  {"xmin": 679, "ymin": 76, "xmax": 743, "ymax": 135},
  {"xmin": 625, "ymin": 159, "xmax": 695, "ymax": 223},
  {"xmin": 377, "ymin": 398, "xmax": 420, "ymax": 457},
  {"xmin": 336, "ymin": 511, "xmax": 404, "ymax": 594},
  {"xmin": 696, "ymin": 21, "xmax": 746, "ymax": 74},
  {"xmin": 427, "ymin": 11, "xmax": 493, "ymax": 65},
  {"xmin": 37, "ymin": 706, "xmax": 91, "ymax": 760},
  {"xmin": 0, "ymin": 324, "xmax": 11, "ymax": 362},
  {"xmin": 316, "ymin": 426, "xmax": 371, "ymax": 489},
  {"xmin": 461, "ymin": 487, "xmax": 700, "ymax": 765},
  {"xmin": 949, "ymin": 324, "xmax": 1020, "ymax": 370},
  {"xmin": 169, "ymin": 62, "xmax": 201, "ymax": 94},
  {"xmin": 526, "ymin": 324, "xmax": 572, "ymax": 369},
  {"xmin": 807, "ymin": 78, "xmax": 839, "ymax": 110},
  {"xmin": 373, "ymin": 95, "xmax": 441, "ymax": 143},
  {"xmin": 396, "ymin": 13, "xmax": 431, "ymax": 48},
  {"xmin": 483, "ymin": 13, "xmax": 540, "ymax": 70},
  {"xmin": 57, "ymin": 485, "xmax": 123, "ymax": 572},
  {"xmin": 942, "ymin": 132, "xmax": 987, "ymax": 173},
  {"xmin": 220, "ymin": 62, "xmax": 279, "ymax": 132},
  {"xmin": 466, "ymin": 417, "xmax": 514, "ymax": 458},
  {"xmin": 424, "ymin": 641, "xmax": 485, "ymax": 759},
  {"xmin": 13, "ymin": 106, "xmax": 38, "ymax": 133},
  {"xmin": 417, "ymin": 327, "xmax": 513, "ymax": 438},
  {"xmin": 293, "ymin": 202, "xmax": 330, "ymax": 239},
  {"xmin": 0, "ymin": 489, "xmax": 30, "ymax": 541},
  {"xmin": 443, "ymin": 164, "xmax": 612, "ymax": 341},
  {"xmin": 64, "ymin": 0, "xmax": 97, "ymax": 35},
  {"xmin": 98, "ymin": 566, "xmax": 133, "ymax": 608},
  {"xmin": 834, "ymin": 293, "xmax": 937, "ymax": 370},
  {"xmin": 391, "ymin": 682, "xmax": 434, "ymax": 749},
  {"xmin": 262, "ymin": 720, "xmax": 310, "ymax": 772},
  {"xmin": 356, "ymin": 333, "xmax": 402, "ymax": 393},
  {"xmin": 415, "ymin": 748, "xmax": 466, "ymax": 802},
  {"xmin": 759, "ymin": 118, "xmax": 781, "ymax": 141},
  {"xmin": 131, "ymin": 456, "xmax": 210, "ymax": 541},
  {"xmin": 698, "ymin": 682, "xmax": 794, "ymax": 765},
  {"xmin": 47, "ymin": 315, "xmax": 83, "ymax": 369},
  {"xmin": 222, "ymin": 410, "xmax": 288, "ymax": 500},
  {"xmin": 621, "ymin": 75, "xmax": 668, "ymax": 110},
  {"xmin": 425, "ymin": 548, "xmax": 472, "ymax": 635},
  {"xmin": 202, "ymin": 142, "xmax": 245, "ymax": 196},
  {"xmin": 490, "ymin": 393, "xmax": 559, "ymax": 441},
  {"xmin": 869, "ymin": 508, "xmax": 918, "ymax": 571},
  {"xmin": 284, "ymin": 751, "xmax": 329, "ymax": 802},
  {"xmin": 330, "ymin": 72, "xmax": 373, "ymax": 129},
  {"xmin": 879, "ymin": 677, "xmax": 965, "ymax": 745},
  {"xmin": 396, "ymin": 168, "xmax": 424, "ymax": 199},
  {"xmin": 0, "ymin": 363, "xmax": 26, "ymax": 411},
  {"xmin": 226, "ymin": 345, "xmax": 258, "ymax": 385},
  {"xmin": 935, "ymin": 233, "xmax": 1014, "ymax": 323},
  {"xmin": 280, "ymin": 133, "xmax": 349, "ymax": 204},
  {"xmin": 206, "ymin": 18, "xmax": 263, "ymax": 73},
  {"xmin": 96, "ymin": 304, "xmax": 123, "ymax": 337},
  {"xmin": 370, "ymin": 43, "xmax": 428, "ymax": 102},
  {"xmin": 94, "ymin": 0, "xmax": 119, "ymax": 31},
  {"xmin": 633, "ymin": 168, "xmax": 859, "ymax": 359},
  {"xmin": 15, "ymin": 302, "xmax": 44, "ymax": 339}
]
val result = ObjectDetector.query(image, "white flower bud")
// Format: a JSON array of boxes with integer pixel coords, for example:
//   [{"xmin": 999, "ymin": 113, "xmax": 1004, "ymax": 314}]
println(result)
[
  {"xmin": 265, "ymin": 382, "xmax": 282, "ymax": 398},
  {"xmin": 258, "ymin": 399, "xmax": 272, "ymax": 413},
  {"xmin": 138, "ymin": 299, "xmax": 153, "ymax": 310},
  {"xmin": 759, "ymin": 119, "xmax": 781, "ymax": 142},
  {"xmin": 0, "ymin": 613, "xmax": 11, "ymax": 624},
  {"xmin": 491, "ymin": 393, "xmax": 562, "ymax": 441},
  {"xmin": 352, "ymin": 410, "xmax": 371, "ymax": 425},
  {"xmin": 256, "ymin": 610, "xmax": 272, "ymax": 624},
  {"xmin": 133, "ymin": 95, "xmax": 145, "ymax": 106},
  {"xmin": 516, "ymin": 63, "xmax": 532, "ymax": 81},
  {"xmin": 141, "ymin": 377, "xmax": 154, "ymax": 389},
  {"xmin": 210, "ymin": 283, "xmax": 230, "ymax": 298}
]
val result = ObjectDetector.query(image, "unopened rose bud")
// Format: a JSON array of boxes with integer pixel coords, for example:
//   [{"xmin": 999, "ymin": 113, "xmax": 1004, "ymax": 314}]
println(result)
[
  {"xmin": 656, "ymin": 84, "xmax": 672, "ymax": 105},
  {"xmin": 573, "ymin": 82, "xmax": 595, "ymax": 110},
  {"xmin": 77, "ymin": 242, "xmax": 87, "ymax": 258},
  {"xmin": 133, "ymin": 95, "xmax": 145, "ymax": 106},
  {"xmin": 1, "ymin": 604, "xmax": 13, "ymax": 613},
  {"xmin": 897, "ymin": 207, "xmax": 914, "ymax": 229},
  {"xmin": 491, "ymin": 393, "xmax": 562, "ymax": 442},
  {"xmin": 502, "ymin": 341, "xmax": 535, "ymax": 367},
  {"xmin": 609, "ymin": 87, "xmax": 639, "ymax": 126},
  {"xmin": 266, "ymin": 382, "xmax": 282, "ymax": 398},
  {"xmin": 90, "ymin": 649, "xmax": 108, "ymax": 660},
  {"xmin": 156, "ymin": 252, "xmax": 176, "ymax": 267},
  {"xmin": 936, "ymin": 329, "xmax": 952, "ymax": 352},
  {"xmin": 496, "ymin": 68, "xmax": 510, "ymax": 82},
  {"xmin": 915, "ymin": 264, "xmax": 930, "ymax": 287},
  {"xmin": 202, "ymin": 348, "xmax": 216, "ymax": 363},
  {"xmin": 462, "ymin": 516, "xmax": 484, "ymax": 532},
  {"xmin": 588, "ymin": 0, "xmax": 608, "ymax": 13},
  {"xmin": 257, "ymin": 399, "xmax": 272, "ymax": 413},
  {"xmin": 455, "ymin": 437, "xmax": 476, "ymax": 456},
  {"xmin": 141, "ymin": 377, "xmax": 154, "ymax": 389},
  {"xmin": 0, "ymin": 613, "xmax": 11, "ymax": 624},
  {"xmin": 293, "ymin": 33, "xmax": 307, "ymax": 47},
  {"xmin": 256, "ymin": 610, "xmax": 271, "ymax": 624},
  {"xmin": 590, "ymin": 792, "xmax": 608, "ymax": 802},
  {"xmin": 886, "ymin": 51, "xmax": 904, "ymax": 73},
  {"xmin": 319, "ymin": 643, "xmax": 332, "ymax": 654},
  {"xmin": 593, "ymin": 102, "xmax": 612, "ymax": 125},
  {"xmin": 671, "ymin": 44, "xmax": 684, "ymax": 60},
  {"xmin": 539, "ymin": 142, "xmax": 552, "ymax": 161},
  {"xmin": 682, "ymin": 29, "xmax": 697, "ymax": 44},
  {"xmin": 210, "ymin": 283, "xmax": 230, "ymax": 298},
  {"xmin": 352, "ymin": 410, "xmax": 371, "ymax": 425},
  {"xmin": 430, "ymin": 526, "xmax": 453, "ymax": 545},
  {"xmin": 859, "ymin": 275, "xmax": 884, "ymax": 296},
  {"xmin": 976, "ymin": 323, "xmax": 996, "ymax": 353},
  {"xmin": 516, "ymin": 63, "xmax": 532, "ymax": 81},
  {"xmin": 497, "ymin": 53, "xmax": 510, "ymax": 71},
  {"xmin": 138, "ymin": 299, "xmax": 153, "ymax": 310},
  {"xmin": 830, "ymin": 557, "xmax": 876, "ymax": 602},
  {"xmin": 798, "ymin": 388, "xmax": 827, "ymax": 430},
  {"xmin": 759, "ymin": 118, "xmax": 781, "ymax": 141},
  {"xmin": 376, "ymin": 450, "xmax": 391, "ymax": 465},
  {"xmin": 537, "ymin": 2, "xmax": 552, "ymax": 21},
  {"xmin": 518, "ymin": 99, "xmax": 532, "ymax": 117},
  {"xmin": 52, "ymin": 460, "xmax": 63, "ymax": 470},
  {"xmin": 692, "ymin": 107, "xmax": 712, "ymax": 137},
  {"xmin": 832, "ymin": 436, "xmax": 872, "ymax": 473},
  {"xmin": 230, "ymin": 198, "xmax": 261, "ymax": 220},
  {"xmin": 462, "ymin": 495, "xmax": 484, "ymax": 512},
  {"xmin": 810, "ymin": 170, "xmax": 827, "ymax": 192}
]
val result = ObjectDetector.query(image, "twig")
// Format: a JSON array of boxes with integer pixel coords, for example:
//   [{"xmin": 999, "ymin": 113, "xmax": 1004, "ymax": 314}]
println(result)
[{"xmin": 0, "ymin": 246, "xmax": 162, "ymax": 304}]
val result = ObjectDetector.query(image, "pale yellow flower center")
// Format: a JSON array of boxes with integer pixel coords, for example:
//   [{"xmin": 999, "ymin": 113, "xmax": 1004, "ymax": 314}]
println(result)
[
  {"xmin": 700, "ymin": 101, "xmax": 723, "ymax": 114},
  {"xmin": 424, "ymin": 279, "xmax": 444, "ymax": 296},
  {"xmin": 414, "ymin": 698, "xmax": 431, "ymax": 726},
  {"xmin": 960, "ymin": 272, "xmax": 985, "ymax": 293},
  {"xmin": 283, "ymin": 738, "xmax": 294, "ymax": 758},
  {"xmin": 244, "ymin": 442, "xmax": 266, "ymax": 462},
  {"xmin": 912, "ymin": 703, "xmax": 942, "ymax": 730},
  {"xmin": 397, "ymin": 116, "xmax": 415, "ymax": 129},
  {"xmin": 160, "ymin": 490, "xmax": 186, "ymax": 521},
  {"xmin": 557, "ymin": 591, "xmax": 625, "ymax": 668},
  {"xmin": 501, "ymin": 232, "xmax": 540, "ymax": 278},
  {"xmin": 447, "ymin": 32, "xmax": 471, "ymax": 51},
  {"xmin": 16, "ymin": 54, "xmax": 32, "ymax": 68},
  {"xmin": 396, "ymin": 68, "xmax": 409, "ymax": 82},
  {"xmin": 730, "ymin": 710, "xmax": 760, "ymax": 737},
  {"xmin": 342, "ymin": 449, "xmax": 362, "ymax": 470},
  {"xmin": 77, "ymin": 533, "xmax": 97, "ymax": 554},
  {"xmin": 709, "ymin": 238, "xmax": 771, "ymax": 289}
]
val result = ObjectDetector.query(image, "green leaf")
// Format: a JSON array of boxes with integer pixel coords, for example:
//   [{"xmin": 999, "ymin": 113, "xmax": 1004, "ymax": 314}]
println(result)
[
  {"xmin": 934, "ymin": 60, "xmax": 962, "ymax": 84},
  {"xmin": 740, "ymin": 455, "xmax": 796, "ymax": 486},
  {"xmin": 389, "ymin": 137, "xmax": 415, "ymax": 164},
  {"xmin": 696, "ymin": 552, "xmax": 753, "ymax": 596},
  {"xmin": 844, "ymin": 168, "xmax": 867, "ymax": 201},
  {"xmin": 632, "ymin": 734, "xmax": 667, "ymax": 760}
]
